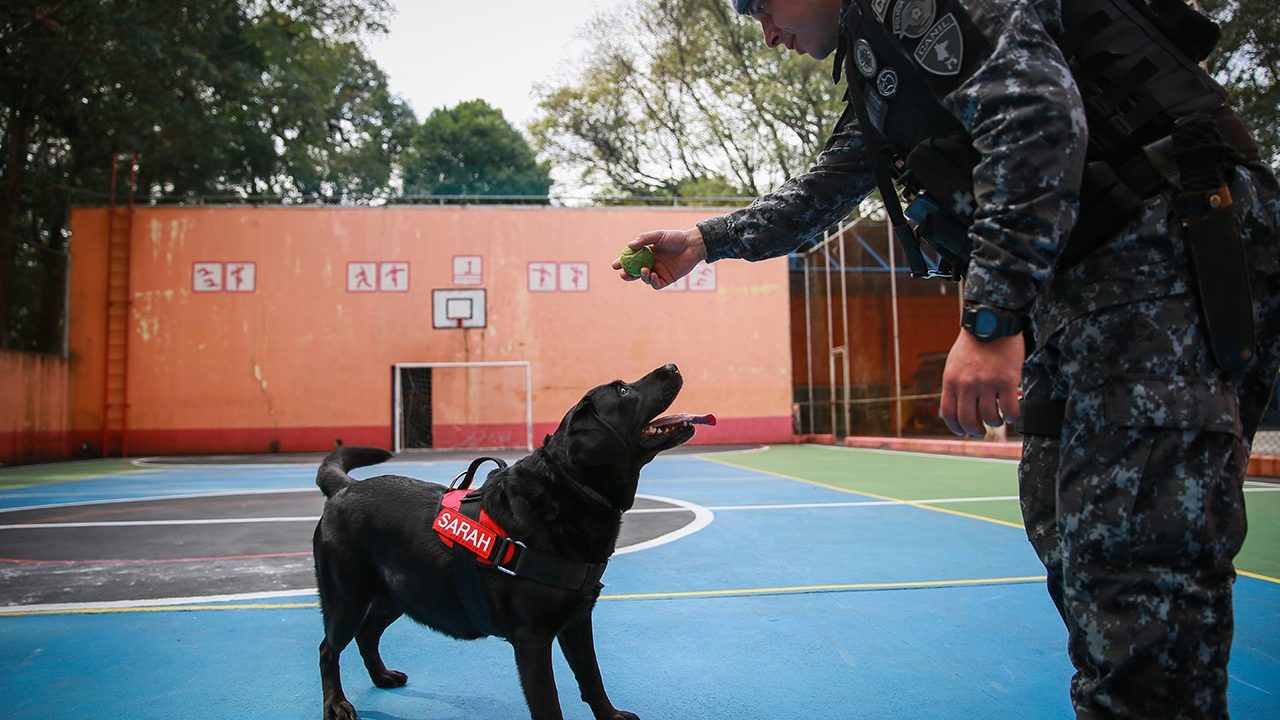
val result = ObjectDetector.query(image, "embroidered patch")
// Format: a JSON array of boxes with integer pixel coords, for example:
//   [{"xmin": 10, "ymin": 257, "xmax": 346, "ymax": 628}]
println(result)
[
  {"xmin": 871, "ymin": 0, "xmax": 891, "ymax": 22},
  {"xmin": 913, "ymin": 13, "xmax": 964, "ymax": 76},
  {"xmin": 436, "ymin": 508, "xmax": 498, "ymax": 559},
  {"xmin": 876, "ymin": 67, "xmax": 899, "ymax": 98},
  {"xmin": 893, "ymin": 0, "xmax": 935, "ymax": 39},
  {"xmin": 854, "ymin": 39, "xmax": 878, "ymax": 77}
]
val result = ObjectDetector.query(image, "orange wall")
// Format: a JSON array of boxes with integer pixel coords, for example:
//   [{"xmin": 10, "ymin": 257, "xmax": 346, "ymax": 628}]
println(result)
[
  {"xmin": 66, "ymin": 206, "xmax": 793, "ymax": 455},
  {"xmin": 0, "ymin": 350, "xmax": 71, "ymax": 464}
]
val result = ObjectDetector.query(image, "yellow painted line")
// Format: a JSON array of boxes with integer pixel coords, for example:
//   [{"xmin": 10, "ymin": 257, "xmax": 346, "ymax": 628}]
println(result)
[
  {"xmin": 698, "ymin": 453, "xmax": 1026, "ymax": 529},
  {"xmin": 0, "ymin": 576, "xmax": 1050, "ymax": 617},
  {"xmin": 1239, "ymin": 569, "xmax": 1280, "ymax": 585},
  {"xmin": 0, "ymin": 602, "xmax": 320, "ymax": 617},
  {"xmin": 600, "ymin": 575, "xmax": 1047, "ymax": 601}
]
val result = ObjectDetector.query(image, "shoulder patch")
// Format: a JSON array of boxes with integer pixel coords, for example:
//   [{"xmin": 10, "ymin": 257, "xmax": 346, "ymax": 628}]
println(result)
[
  {"xmin": 893, "ymin": 0, "xmax": 936, "ymax": 39},
  {"xmin": 854, "ymin": 39, "xmax": 879, "ymax": 77},
  {"xmin": 913, "ymin": 13, "xmax": 964, "ymax": 76},
  {"xmin": 871, "ymin": 0, "xmax": 891, "ymax": 23}
]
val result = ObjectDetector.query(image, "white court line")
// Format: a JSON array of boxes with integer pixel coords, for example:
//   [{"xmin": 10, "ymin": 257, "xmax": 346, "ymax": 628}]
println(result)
[
  {"xmin": 5, "ymin": 487, "xmax": 1275, "ymax": 530},
  {"xmin": 613, "ymin": 495, "xmax": 713, "ymax": 555},
  {"xmin": 4, "ymin": 589, "xmax": 317, "ymax": 615},
  {"xmin": 805, "ymin": 443, "xmax": 1021, "ymax": 465},
  {"xmin": 0, "ymin": 487, "xmax": 318, "ymax": 515}
]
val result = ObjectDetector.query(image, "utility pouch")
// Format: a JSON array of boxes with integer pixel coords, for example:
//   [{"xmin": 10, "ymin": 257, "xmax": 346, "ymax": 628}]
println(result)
[
  {"xmin": 901, "ymin": 134, "xmax": 981, "ymax": 278},
  {"xmin": 1145, "ymin": 0, "xmax": 1221, "ymax": 62},
  {"xmin": 904, "ymin": 195, "xmax": 971, "ymax": 277}
]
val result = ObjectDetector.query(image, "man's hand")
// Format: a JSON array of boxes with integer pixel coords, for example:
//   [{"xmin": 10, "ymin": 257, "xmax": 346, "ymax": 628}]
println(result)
[
  {"xmin": 613, "ymin": 228, "xmax": 707, "ymax": 290},
  {"xmin": 939, "ymin": 330, "xmax": 1024, "ymax": 437}
]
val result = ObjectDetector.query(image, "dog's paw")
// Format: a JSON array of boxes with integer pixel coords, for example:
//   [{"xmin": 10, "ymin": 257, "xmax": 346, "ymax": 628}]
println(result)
[
  {"xmin": 323, "ymin": 699, "xmax": 359, "ymax": 720},
  {"xmin": 371, "ymin": 669, "xmax": 408, "ymax": 688}
]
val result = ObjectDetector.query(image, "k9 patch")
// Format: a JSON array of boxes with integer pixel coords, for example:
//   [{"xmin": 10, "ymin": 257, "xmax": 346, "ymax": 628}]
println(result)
[{"xmin": 914, "ymin": 13, "xmax": 964, "ymax": 76}]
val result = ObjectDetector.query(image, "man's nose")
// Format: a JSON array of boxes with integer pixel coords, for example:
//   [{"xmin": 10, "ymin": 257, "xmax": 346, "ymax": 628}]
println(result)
[{"xmin": 757, "ymin": 18, "xmax": 782, "ymax": 48}]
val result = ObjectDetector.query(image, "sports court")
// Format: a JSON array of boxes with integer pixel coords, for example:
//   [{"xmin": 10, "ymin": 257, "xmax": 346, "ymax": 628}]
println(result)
[{"xmin": 2, "ymin": 445, "xmax": 1278, "ymax": 719}]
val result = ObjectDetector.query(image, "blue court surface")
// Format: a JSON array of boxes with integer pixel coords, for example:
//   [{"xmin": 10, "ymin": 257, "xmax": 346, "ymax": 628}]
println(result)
[{"xmin": 1, "ymin": 446, "xmax": 1278, "ymax": 719}]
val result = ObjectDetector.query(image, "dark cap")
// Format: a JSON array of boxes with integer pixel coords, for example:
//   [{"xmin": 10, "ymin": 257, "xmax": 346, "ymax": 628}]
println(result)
[{"xmin": 732, "ymin": 0, "xmax": 751, "ymax": 13}]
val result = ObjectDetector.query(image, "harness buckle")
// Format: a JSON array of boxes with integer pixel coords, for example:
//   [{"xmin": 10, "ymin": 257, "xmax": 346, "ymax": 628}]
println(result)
[{"xmin": 493, "ymin": 538, "xmax": 526, "ymax": 576}]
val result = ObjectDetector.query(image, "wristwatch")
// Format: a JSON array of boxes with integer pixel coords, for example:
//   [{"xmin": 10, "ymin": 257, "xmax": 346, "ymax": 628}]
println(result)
[{"xmin": 961, "ymin": 304, "xmax": 1026, "ymax": 342}]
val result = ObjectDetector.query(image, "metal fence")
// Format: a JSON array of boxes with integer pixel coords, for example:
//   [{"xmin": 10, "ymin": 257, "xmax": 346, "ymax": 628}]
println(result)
[{"xmin": 789, "ymin": 207, "xmax": 1280, "ymax": 458}]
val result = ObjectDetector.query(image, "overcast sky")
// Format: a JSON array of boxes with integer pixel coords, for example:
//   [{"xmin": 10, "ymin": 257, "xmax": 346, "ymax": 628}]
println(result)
[{"xmin": 366, "ymin": 1, "xmax": 632, "ymax": 130}]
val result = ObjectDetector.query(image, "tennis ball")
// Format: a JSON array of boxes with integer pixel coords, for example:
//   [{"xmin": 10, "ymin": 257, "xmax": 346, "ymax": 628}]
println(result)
[{"xmin": 619, "ymin": 245, "xmax": 655, "ymax": 277}]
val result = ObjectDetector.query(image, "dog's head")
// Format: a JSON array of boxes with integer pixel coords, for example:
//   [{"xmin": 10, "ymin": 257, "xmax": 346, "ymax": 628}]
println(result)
[{"xmin": 542, "ymin": 363, "xmax": 714, "ymax": 509}]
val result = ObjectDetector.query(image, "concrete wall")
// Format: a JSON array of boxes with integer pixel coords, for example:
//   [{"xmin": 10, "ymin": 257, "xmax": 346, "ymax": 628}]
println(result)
[
  {"xmin": 0, "ymin": 350, "xmax": 71, "ymax": 465},
  {"xmin": 63, "ymin": 205, "xmax": 793, "ymax": 456}
]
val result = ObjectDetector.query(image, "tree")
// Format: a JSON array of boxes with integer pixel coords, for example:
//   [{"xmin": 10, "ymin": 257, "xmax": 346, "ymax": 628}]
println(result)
[
  {"xmin": 400, "ymin": 99, "xmax": 551, "ymax": 200},
  {"xmin": 0, "ymin": 0, "xmax": 411, "ymax": 351},
  {"xmin": 1202, "ymin": 0, "xmax": 1280, "ymax": 162},
  {"xmin": 529, "ymin": 0, "xmax": 845, "ymax": 200}
]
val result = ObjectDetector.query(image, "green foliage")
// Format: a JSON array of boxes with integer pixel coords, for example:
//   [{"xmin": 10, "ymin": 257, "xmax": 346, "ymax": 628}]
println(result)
[
  {"xmin": 0, "ymin": 0, "xmax": 410, "ymax": 351},
  {"xmin": 1201, "ymin": 0, "xmax": 1280, "ymax": 162},
  {"xmin": 529, "ymin": 0, "xmax": 845, "ymax": 200},
  {"xmin": 401, "ymin": 100, "xmax": 551, "ymax": 199}
]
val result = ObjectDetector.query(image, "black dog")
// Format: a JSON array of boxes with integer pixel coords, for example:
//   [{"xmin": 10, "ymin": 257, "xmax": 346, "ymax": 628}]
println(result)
[{"xmin": 313, "ymin": 364, "xmax": 713, "ymax": 720}]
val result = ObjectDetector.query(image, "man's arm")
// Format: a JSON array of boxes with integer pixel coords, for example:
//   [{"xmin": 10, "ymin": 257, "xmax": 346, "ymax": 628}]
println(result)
[
  {"xmin": 697, "ymin": 110, "xmax": 878, "ymax": 263},
  {"xmin": 944, "ymin": 0, "xmax": 1087, "ymax": 312}
]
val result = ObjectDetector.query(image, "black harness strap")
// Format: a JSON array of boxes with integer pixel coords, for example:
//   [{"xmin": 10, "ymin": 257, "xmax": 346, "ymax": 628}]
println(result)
[
  {"xmin": 1015, "ymin": 399, "xmax": 1068, "ymax": 438},
  {"xmin": 452, "ymin": 493, "xmax": 501, "ymax": 636}
]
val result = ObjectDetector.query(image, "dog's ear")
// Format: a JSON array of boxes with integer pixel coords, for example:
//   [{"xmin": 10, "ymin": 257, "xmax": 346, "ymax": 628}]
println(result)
[{"xmin": 566, "ymin": 398, "xmax": 629, "ymax": 466}]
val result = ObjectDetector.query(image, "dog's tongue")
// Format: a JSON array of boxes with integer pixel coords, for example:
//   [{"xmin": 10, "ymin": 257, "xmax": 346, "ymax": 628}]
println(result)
[{"xmin": 650, "ymin": 413, "xmax": 716, "ymax": 428}]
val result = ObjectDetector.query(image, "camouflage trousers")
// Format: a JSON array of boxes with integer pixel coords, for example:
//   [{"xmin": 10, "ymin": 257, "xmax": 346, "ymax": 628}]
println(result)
[{"xmin": 1019, "ymin": 162, "xmax": 1280, "ymax": 719}]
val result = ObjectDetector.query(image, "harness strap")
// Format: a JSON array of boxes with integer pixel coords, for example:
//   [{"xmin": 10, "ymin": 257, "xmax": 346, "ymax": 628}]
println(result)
[
  {"xmin": 450, "ymin": 456, "xmax": 508, "ymax": 491},
  {"xmin": 451, "ymin": 494, "xmax": 500, "ymax": 636},
  {"xmin": 1015, "ymin": 399, "xmax": 1068, "ymax": 438},
  {"xmin": 436, "ymin": 489, "xmax": 607, "ymax": 593}
]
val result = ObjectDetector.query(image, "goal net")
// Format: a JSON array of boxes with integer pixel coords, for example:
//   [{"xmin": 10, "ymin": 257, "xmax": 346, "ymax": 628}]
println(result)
[{"xmin": 393, "ymin": 361, "xmax": 533, "ymax": 452}]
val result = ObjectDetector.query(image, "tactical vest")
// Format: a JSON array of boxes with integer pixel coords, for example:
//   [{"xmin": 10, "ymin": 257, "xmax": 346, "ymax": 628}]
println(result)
[{"xmin": 836, "ymin": 0, "xmax": 1233, "ymax": 280}]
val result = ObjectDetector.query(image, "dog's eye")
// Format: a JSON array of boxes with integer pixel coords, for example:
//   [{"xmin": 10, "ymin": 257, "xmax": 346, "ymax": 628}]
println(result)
[{"xmin": 617, "ymin": 385, "xmax": 630, "ymax": 396}]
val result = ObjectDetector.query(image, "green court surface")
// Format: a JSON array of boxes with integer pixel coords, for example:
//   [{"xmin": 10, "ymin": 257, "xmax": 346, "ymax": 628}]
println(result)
[
  {"xmin": 709, "ymin": 445, "xmax": 1280, "ymax": 583},
  {"xmin": 0, "ymin": 458, "xmax": 143, "ymax": 489}
]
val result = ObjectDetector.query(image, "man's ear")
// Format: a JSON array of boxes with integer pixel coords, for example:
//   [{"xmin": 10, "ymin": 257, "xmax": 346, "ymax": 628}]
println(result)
[{"xmin": 566, "ymin": 399, "xmax": 629, "ymax": 466}]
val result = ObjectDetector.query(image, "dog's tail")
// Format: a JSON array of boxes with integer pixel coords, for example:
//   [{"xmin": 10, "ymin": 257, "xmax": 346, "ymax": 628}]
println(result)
[{"xmin": 316, "ymin": 446, "xmax": 394, "ymax": 498}]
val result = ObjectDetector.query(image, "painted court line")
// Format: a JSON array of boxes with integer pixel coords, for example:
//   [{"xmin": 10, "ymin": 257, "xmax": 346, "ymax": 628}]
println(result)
[
  {"xmin": 0, "ymin": 575, "xmax": 1052, "ymax": 617},
  {"xmin": 13, "ymin": 487, "xmax": 1274, "ymax": 531},
  {"xmin": 697, "ymin": 454, "xmax": 1027, "ymax": 529}
]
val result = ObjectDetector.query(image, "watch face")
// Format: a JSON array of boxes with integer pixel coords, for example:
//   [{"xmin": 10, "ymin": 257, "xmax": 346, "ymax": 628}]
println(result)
[{"xmin": 973, "ymin": 308, "xmax": 999, "ymax": 338}]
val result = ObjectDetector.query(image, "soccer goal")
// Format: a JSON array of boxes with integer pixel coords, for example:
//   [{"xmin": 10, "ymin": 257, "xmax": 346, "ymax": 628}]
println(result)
[{"xmin": 393, "ymin": 361, "xmax": 534, "ymax": 453}]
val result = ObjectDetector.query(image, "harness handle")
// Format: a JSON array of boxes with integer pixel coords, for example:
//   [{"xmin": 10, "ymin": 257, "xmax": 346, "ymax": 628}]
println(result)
[{"xmin": 449, "ymin": 456, "xmax": 509, "ymax": 491}]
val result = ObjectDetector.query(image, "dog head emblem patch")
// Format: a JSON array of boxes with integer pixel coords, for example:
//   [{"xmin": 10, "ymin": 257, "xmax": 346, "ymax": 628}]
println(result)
[{"xmin": 913, "ymin": 13, "xmax": 964, "ymax": 76}]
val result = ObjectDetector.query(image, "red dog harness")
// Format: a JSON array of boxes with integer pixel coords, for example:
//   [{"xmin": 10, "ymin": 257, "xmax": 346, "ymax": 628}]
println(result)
[
  {"xmin": 433, "ymin": 457, "xmax": 608, "ymax": 592},
  {"xmin": 434, "ymin": 489, "xmax": 521, "ymax": 568}
]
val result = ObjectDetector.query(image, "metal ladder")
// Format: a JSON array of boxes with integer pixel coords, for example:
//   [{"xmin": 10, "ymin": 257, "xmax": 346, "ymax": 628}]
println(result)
[{"xmin": 102, "ymin": 153, "xmax": 137, "ymax": 457}]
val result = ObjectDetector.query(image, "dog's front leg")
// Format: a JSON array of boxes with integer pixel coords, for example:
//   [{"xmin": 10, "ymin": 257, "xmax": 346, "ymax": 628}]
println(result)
[
  {"xmin": 512, "ymin": 631, "xmax": 565, "ymax": 720},
  {"xmin": 557, "ymin": 613, "xmax": 638, "ymax": 720}
]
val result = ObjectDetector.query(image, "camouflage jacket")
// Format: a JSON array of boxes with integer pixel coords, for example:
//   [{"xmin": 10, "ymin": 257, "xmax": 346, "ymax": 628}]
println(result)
[{"xmin": 697, "ymin": 0, "xmax": 1087, "ymax": 313}]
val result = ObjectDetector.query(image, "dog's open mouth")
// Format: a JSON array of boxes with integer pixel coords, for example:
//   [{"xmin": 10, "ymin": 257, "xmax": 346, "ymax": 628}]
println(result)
[{"xmin": 640, "ymin": 413, "xmax": 716, "ymax": 446}]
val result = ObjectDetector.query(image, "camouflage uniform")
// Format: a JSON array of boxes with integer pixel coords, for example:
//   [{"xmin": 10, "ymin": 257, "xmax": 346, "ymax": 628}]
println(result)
[{"xmin": 699, "ymin": 0, "xmax": 1280, "ymax": 716}]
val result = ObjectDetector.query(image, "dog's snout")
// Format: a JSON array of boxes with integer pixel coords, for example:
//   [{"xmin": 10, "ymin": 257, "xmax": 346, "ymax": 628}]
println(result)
[{"xmin": 663, "ymin": 363, "xmax": 679, "ymax": 375}]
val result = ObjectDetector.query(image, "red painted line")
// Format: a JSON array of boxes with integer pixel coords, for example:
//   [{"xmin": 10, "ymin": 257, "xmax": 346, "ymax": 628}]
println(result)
[{"xmin": 0, "ymin": 551, "xmax": 312, "ymax": 566}]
